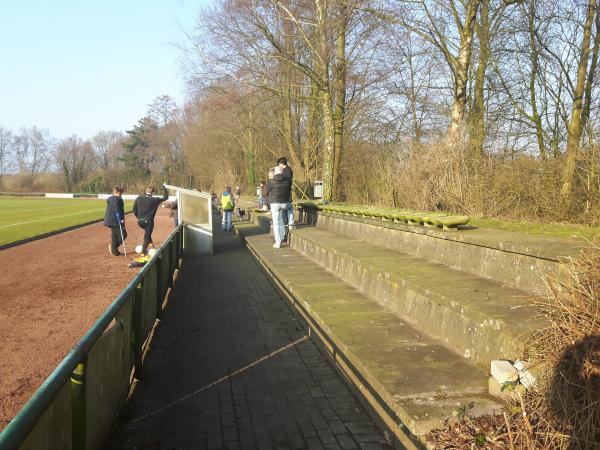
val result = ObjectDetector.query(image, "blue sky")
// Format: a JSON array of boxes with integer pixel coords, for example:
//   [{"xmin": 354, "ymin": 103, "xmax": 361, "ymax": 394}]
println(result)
[{"xmin": 0, "ymin": 0, "xmax": 211, "ymax": 140}]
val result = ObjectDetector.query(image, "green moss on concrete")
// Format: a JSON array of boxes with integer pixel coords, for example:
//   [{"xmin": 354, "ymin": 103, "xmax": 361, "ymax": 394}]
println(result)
[
  {"xmin": 237, "ymin": 224, "xmax": 502, "ymax": 438},
  {"xmin": 470, "ymin": 216, "xmax": 600, "ymax": 240}
]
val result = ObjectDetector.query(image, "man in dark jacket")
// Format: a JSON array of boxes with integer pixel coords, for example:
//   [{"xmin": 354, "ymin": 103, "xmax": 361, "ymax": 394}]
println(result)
[
  {"xmin": 277, "ymin": 156, "xmax": 294, "ymax": 232},
  {"xmin": 104, "ymin": 186, "xmax": 126, "ymax": 256},
  {"xmin": 133, "ymin": 185, "xmax": 168, "ymax": 254},
  {"xmin": 269, "ymin": 166, "xmax": 292, "ymax": 248}
]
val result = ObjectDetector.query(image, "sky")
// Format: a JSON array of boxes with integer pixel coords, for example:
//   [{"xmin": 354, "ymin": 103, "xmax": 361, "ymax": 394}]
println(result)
[{"xmin": 0, "ymin": 0, "xmax": 212, "ymax": 140}]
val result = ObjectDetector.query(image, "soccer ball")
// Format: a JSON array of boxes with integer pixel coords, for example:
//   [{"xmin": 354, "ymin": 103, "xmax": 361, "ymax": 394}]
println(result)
[
  {"xmin": 135, "ymin": 244, "xmax": 143, "ymax": 254},
  {"xmin": 148, "ymin": 248, "xmax": 157, "ymax": 257}
]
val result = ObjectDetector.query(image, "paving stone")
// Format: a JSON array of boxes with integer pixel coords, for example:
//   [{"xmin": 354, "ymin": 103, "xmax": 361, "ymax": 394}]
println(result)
[
  {"xmin": 305, "ymin": 437, "xmax": 326, "ymax": 450},
  {"xmin": 106, "ymin": 229, "xmax": 387, "ymax": 449},
  {"xmin": 336, "ymin": 433, "xmax": 360, "ymax": 450},
  {"xmin": 318, "ymin": 427, "xmax": 338, "ymax": 445}
]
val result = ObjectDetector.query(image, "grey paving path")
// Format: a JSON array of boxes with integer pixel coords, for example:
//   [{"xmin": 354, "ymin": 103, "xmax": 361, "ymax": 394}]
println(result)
[{"xmin": 107, "ymin": 229, "xmax": 389, "ymax": 450}]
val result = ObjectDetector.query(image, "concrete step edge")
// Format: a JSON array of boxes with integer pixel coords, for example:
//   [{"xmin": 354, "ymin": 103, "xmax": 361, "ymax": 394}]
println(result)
[
  {"xmin": 297, "ymin": 212, "xmax": 566, "ymax": 295},
  {"xmin": 289, "ymin": 228, "xmax": 544, "ymax": 369},
  {"xmin": 237, "ymin": 223, "xmax": 503, "ymax": 443}
]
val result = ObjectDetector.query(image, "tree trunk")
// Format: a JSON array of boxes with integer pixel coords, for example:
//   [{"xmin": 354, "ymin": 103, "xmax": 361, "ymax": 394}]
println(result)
[
  {"xmin": 315, "ymin": 0, "xmax": 336, "ymax": 202},
  {"xmin": 448, "ymin": 0, "xmax": 482, "ymax": 139},
  {"xmin": 469, "ymin": 0, "xmax": 489, "ymax": 157},
  {"xmin": 528, "ymin": 0, "xmax": 546, "ymax": 160},
  {"xmin": 246, "ymin": 145, "xmax": 255, "ymax": 188},
  {"xmin": 320, "ymin": 88, "xmax": 336, "ymax": 202},
  {"xmin": 304, "ymin": 79, "xmax": 321, "ymax": 184},
  {"xmin": 561, "ymin": 0, "xmax": 597, "ymax": 197},
  {"xmin": 332, "ymin": 3, "xmax": 348, "ymax": 200},
  {"xmin": 580, "ymin": 4, "xmax": 600, "ymax": 139}
]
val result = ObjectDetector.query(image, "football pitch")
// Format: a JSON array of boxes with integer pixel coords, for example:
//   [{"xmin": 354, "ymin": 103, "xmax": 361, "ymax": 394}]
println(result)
[{"xmin": 0, "ymin": 197, "xmax": 133, "ymax": 246}]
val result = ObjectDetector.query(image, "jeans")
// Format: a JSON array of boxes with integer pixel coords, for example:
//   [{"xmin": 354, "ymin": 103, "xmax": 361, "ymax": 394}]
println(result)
[
  {"xmin": 270, "ymin": 203, "xmax": 288, "ymax": 244},
  {"xmin": 222, "ymin": 210, "xmax": 233, "ymax": 231},
  {"xmin": 286, "ymin": 202, "xmax": 294, "ymax": 227}
]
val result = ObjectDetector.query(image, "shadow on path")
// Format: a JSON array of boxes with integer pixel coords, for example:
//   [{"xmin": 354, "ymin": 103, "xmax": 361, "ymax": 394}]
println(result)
[{"xmin": 107, "ymin": 228, "xmax": 388, "ymax": 450}]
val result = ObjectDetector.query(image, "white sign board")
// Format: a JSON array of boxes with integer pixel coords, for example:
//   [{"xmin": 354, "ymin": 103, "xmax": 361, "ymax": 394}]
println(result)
[
  {"xmin": 164, "ymin": 184, "xmax": 213, "ymax": 255},
  {"xmin": 314, "ymin": 181, "xmax": 324, "ymax": 199}
]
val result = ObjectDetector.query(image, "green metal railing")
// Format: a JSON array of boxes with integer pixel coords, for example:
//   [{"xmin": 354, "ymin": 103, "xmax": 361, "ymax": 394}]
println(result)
[{"xmin": 0, "ymin": 224, "xmax": 183, "ymax": 450}]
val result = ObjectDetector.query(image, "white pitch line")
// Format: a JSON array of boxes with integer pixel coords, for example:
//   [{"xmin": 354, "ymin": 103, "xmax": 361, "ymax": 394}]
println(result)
[{"xmin": 0, "ymin": 209, "xmax": 103, "ymax": 229}]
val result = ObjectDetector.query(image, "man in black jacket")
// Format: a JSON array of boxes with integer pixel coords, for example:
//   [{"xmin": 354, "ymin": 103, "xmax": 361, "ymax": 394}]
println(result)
[
  {"xmin": 268, "ymin": 166, "xmax": 292, "ymax": 248},
  {"xmin": 133, "ymin": 185, "xmax": 169, "ymax": 254},
  {"xmin": 277, "ymin": 156, "xmax": 294, "ymax": 233},
  {"xmin": 103, "ymin": 186, "xmax": 126, "ymax": 256}
]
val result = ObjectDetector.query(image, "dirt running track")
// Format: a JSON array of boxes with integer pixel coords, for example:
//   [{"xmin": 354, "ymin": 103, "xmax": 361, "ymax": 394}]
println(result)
[{"xmin": 0, "ymin": 207, "xmax": 175, "ymax": 430}]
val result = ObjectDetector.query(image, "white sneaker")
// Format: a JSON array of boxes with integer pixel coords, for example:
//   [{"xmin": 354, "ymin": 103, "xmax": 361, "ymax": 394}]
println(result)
[{"xmin": 273, "ymin": 242, "xmax": 281, "ymax": 248}]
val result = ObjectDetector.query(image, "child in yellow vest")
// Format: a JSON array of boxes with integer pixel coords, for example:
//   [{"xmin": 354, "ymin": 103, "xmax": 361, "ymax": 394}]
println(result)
[{"xmin": 221, "ymin": 187, "xmax": 235, "ymax": 231}]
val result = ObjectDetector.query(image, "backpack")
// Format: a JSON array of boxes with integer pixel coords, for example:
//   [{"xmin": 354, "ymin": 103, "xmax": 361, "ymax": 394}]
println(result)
[{"xmin": 221, "ymin": 194, "xmax": 234, "ymax": 210}]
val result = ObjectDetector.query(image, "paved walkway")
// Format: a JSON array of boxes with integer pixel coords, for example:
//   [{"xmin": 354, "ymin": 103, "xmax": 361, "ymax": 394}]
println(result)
[{"xmin": 107, "ymin": 228, "xmax": 388, "ymax": 450}]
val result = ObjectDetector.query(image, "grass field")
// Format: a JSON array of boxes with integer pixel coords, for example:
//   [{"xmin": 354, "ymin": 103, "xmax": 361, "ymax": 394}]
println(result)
[{"xmin": 0, "ymin": 197, "xmax": 133, "ymax": 246}]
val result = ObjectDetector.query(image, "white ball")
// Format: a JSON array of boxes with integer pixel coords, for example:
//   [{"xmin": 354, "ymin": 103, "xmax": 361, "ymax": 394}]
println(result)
[
  {"xmin": 135, "ymin": 245, "xmax": 143, "ymax": 254},
  {"xmin": 147, "ymin": 248, "xmax": 157, "ymax": 257}
]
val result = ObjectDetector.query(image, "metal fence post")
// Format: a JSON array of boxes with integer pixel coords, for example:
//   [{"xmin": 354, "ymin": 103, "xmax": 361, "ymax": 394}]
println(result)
[
  {"xmin": 71, "ymin": 362, "xmax": 86, "ymax": 450},
  {"xmin": 156, "ymin": 254, "xmax": 163, "ymax": 318},
  {"xmin": 165, "ymin": 242, "xmax": 172, "ymax": 289},
  {"xmin": 132, "ymin": 284, "xmax": 144, "ymax": 380}
]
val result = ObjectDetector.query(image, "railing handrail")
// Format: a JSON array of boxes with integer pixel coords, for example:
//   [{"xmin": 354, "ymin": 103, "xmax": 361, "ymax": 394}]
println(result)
[{"xmin": 0, "ymin": 224, "xmax": 182, "ymax": 450}]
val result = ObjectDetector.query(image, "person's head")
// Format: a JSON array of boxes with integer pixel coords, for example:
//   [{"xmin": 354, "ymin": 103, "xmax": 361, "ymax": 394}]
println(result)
[
  {"xmin": 268, "ymin": 168, "xmax": 275, "ymax": 179},
  {"xmin": 274, "ymin": 166, "xmax": 283, "ymax": 175},
  {"xmin": 113, "ymin": 186, "xmax": 124, "ymax": 196},
  {"xmin": 225, "ymin": 186, "xmax": 231, "ymax": 192},
  {"xmin": 277, "ymin": 156, "xmax": 288, "ymax": 168},
  {"xmin": 260, "ymin": 180, "xmax": 265, "ymax": 186},
  {"xmin": 146, "ymin": 186, "xmax": 155, "ymax": 195}
]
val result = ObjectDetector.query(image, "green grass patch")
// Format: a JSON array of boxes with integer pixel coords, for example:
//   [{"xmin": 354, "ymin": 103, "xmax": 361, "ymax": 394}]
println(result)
[
  {"xmin": 470, "ymin": 216, "xmax": 600, "ymax": 240},
  {"xmin": 0, "ymin": 197, "xmax": 133, "ymax": 246}
]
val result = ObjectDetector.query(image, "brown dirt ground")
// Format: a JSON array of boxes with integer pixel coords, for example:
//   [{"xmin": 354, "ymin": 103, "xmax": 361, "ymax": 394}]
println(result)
[{"xmin": 0, "ymin": 207, "xmax": 175, "ymax": 430}]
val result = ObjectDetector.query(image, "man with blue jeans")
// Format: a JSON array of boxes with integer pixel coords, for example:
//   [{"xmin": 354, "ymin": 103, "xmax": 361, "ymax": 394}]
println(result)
[
  {"xmin": 269, "ymin": 166, "xmax": 292, "ymax": 248},
  {"xmin": 277, "ymin": 157, "xmax": 294, "ymax": 234}
]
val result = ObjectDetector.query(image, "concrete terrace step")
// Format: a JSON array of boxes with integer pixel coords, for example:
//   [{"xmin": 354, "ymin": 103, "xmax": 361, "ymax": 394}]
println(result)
[
  {"xmin": 235, "ymin": 221, "xmax": 502, "ymax": 446},
  {"xmin": 300, "ymin": 208, "xmax": 581, "ymax": 294},
  {"xmin": 288, "ymin": 226, "xmax": 546, "ymax": 370}
]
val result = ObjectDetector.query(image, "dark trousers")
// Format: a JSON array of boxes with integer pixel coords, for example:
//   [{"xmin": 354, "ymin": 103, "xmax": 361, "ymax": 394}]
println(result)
[
  {"xmin": 142, "ymin": 220, "xmax": 155, "ymax": 254},
  {"xmin": 110, "ymin": 226, "xmax": 127, "ymax": 253}
]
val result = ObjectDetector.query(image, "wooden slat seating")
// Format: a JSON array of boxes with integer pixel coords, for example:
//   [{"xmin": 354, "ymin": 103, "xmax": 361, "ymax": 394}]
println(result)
[{"xmin": 299, "ymin": 203, "xmax": 470, "ymax": 231}]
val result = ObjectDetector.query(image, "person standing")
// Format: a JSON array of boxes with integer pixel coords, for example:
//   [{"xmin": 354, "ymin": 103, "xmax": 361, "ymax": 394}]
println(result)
[
  {"xmin": 269, "ymin": 166, "xmax": 292, "ymax": 248},
  {"xmin": 233, "ymin": 185, "xmax": 242, "ymax": 220},
  {"xmin": 104, "ymin": 186, "xmax": 127, "ymax": 256},
  {"xmin": 133, "ymin": 185, "xmax": 169, "ymax": 254},
  {"xmin": 169, "ymin": 198, "xmax": 178, "ymax": 226},
  {"xmin": 277, "ymin": 156, "xmax": 294, "ymax": 234},
  {"xmin": 259, "ymin": 180, "xmax": 269, "ymax": 210},
  {"xmin": 221, "ymin": 186, "xmax": 235, "ymax": 231}
]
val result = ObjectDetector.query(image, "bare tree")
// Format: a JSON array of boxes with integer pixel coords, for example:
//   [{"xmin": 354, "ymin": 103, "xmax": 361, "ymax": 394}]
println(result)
[
  {"xmin": 92, "ymin": 130, "xmax": 125, "ymax": 170},
  {"xmin": 0, "ymin": 126, "xmax": 14, "ymax": 183},
  {"xmin": 372, "ymin": 0, "xmax": 482, "ymax": 140},
  {"xmin": 562, "ymin": 0, "xmax": 598, "ymax": 197},
  {"xmin": 12, "ymin": 127, "xmax": 52, "ymax": 175},
  {"xmin": 55, "ymin": 136, "xmax": 97, "ymax": 192}
]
